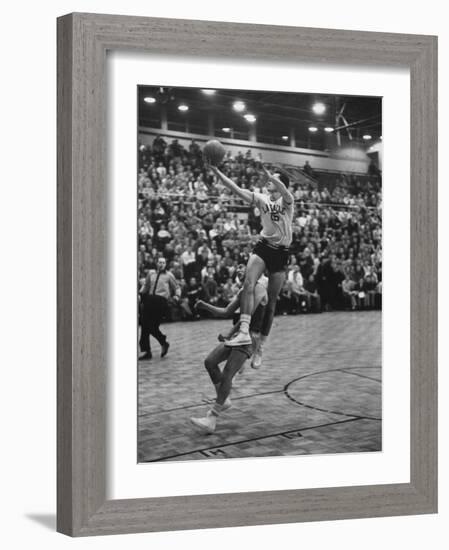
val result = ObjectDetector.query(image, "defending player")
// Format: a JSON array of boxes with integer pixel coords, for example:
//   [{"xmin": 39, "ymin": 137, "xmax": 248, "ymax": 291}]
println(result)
[
  {"xmin": 190, "ymin": 269, "xmax": 268, "ymax": 434},
  {"xmin": 207, "ymin": 161, "xmax": 294, "ymax": 367}
]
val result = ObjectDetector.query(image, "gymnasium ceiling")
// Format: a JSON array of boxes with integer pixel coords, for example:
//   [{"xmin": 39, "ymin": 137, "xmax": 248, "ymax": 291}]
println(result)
[{"xmin": 138, "ymin": 85, "xmax": 382, "ymax": 149}]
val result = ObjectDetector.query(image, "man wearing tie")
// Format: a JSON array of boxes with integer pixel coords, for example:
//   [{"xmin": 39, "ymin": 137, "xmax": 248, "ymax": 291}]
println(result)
[{"xmin": 139, "ymin": 257, "xmax": 180, "ymax": 361}]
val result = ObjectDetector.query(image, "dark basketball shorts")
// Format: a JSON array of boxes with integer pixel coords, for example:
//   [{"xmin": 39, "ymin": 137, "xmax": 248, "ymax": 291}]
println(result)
[{"xmin": 253, "ymin": 239, "xmax": 289, "ymax": 274}]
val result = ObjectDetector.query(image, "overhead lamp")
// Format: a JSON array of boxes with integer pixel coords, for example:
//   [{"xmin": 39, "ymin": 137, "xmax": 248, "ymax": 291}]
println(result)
[
  {"xmin": 144, "ymin": 96, "xmax": 156, "ymax": 104},
  {"xmin": 308, "ymin": 126, "xmax": 318, "ymax": 133},
  {"xmin": 178, "ymin": 104, "xmax": 189, "ymax": 112},
  {"xmin": 312, "ymin": 102, "xmax": 326, "ymax": 115},
  {"xmin": 244, "ymin": 114, "xmax": 256, "ymax": 123},
  {"xmin": 233, "ymin": 101, "xmax": 246, "ymax": 112}
]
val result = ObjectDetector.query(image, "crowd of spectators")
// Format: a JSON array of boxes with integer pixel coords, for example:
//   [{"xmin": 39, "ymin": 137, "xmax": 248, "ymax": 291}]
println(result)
[{"xmin": 138, "ymin": 135, "xmax": 382, "ymax": 321}]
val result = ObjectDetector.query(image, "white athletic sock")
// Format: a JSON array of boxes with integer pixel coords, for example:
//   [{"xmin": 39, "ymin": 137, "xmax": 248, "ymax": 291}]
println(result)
[{"xmin": 239, "ymin": 314, "xmax": 251, "ymax": 334}]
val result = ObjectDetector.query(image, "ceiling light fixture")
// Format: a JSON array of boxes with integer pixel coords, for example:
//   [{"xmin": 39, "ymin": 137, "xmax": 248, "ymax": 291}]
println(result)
[
  {"xmin": 233, "ymin": 101, "xmax": 246, "ymax": 112},
  {"xmin": 312, "ymin": 102, "xmax": 326, "ymax": 115}
]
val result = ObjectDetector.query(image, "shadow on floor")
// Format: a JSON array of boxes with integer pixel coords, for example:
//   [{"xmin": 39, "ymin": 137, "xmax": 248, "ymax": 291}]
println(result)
[{"xmin": 25, "ymin": 513, "xmax": 56, "ymax": 531}]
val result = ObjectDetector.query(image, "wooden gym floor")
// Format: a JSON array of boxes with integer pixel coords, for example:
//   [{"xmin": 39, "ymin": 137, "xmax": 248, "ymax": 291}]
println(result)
[{"xmin": 138, "ymin": 311, "xmax": 382, "ymax": 462}]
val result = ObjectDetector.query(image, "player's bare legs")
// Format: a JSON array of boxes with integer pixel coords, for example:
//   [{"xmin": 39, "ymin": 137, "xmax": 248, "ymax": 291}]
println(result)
[
  {"xmin": 191, "ymin": 349, "xmax": 248, "ymax": 434},
  {"xmin": 203, "ymin": 344, "xmax": 228, "ymax": 388},
  {"xmin": 216, "ymin": 349, "xmax": 247, "ymax": 405},
  {"xmin": 252, "ymin": 271, "xmax": 286, "ymax": 369},
  {"xmin": 202, "ymin": 344, "xmax": 232, "ymax": 409},
  {"xmin": 226, "ymin": 254, "xmax": 265, "ymax": 347}
]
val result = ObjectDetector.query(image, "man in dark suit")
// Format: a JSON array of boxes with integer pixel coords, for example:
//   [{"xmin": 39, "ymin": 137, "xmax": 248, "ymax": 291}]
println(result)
[{"xmin": 139, "ymin": 257, "xmax": 180, "ymax": 361}]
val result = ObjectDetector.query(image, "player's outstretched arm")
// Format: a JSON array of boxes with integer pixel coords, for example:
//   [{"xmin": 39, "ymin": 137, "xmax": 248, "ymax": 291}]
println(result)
[
  {"xmin": 261, "ymin": 164, "xmax": 294, "ymax": 205},
  {"xmin": 208, "ymin": 165, "xmax": 253, "ymax": 204},
  {"xmin": 196, "ymin": 294, "xmax": 241, "ymax": 318}
]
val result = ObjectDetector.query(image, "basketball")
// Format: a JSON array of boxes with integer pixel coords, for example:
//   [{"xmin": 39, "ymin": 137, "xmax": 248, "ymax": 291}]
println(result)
[{"xmin": 203, "ymin": 139, "xmax": 226, "ymax": 166}]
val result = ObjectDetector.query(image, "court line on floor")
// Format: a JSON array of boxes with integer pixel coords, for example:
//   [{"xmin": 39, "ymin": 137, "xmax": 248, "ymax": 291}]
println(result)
[
  {"xmin": 339, "ymin": 368, "xmax": 381, "ymax": 383},
  {"xmin": 283, "ymin": 366, "xmax": 382, "ymax": 421},
  {"xmin": 139, "ymin": 366, "xmax": 380, "ymax": 417},
  {"xmin": 139, "ymin": 389, "xmax": 284, "ymax": 417},
  {"xmin": 284, "ymin": 348, "xmax": 380, "ymax": 359},
  {"xmin": 138, "ymin": 348, "xmax": 380, "ymax": 369},
  {"xmin": 143, "ymin": 416, "xmax": 368, "ymax": 462}
]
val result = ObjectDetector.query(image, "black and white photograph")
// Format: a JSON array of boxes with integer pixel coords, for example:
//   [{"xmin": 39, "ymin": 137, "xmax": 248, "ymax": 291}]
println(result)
[{"xmin": 137, "ymin": 85, "xmax": 382, "ymax": 462}]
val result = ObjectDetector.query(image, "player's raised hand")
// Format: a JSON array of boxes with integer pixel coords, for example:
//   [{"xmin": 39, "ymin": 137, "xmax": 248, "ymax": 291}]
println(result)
[
  {"xmin": 203, "ymin": 154, "xmax": 215, "ymax": 171},
  {"xmin": 208, "ymin": 163, "xmax": 219, "ymax": 176},
  {"xmin": 261, "ymin": 163, "xmax": 285, "ymax": 184},
  {"xmin": 260, "ymin": 163, "xmax": 273, "ymax": 179}
]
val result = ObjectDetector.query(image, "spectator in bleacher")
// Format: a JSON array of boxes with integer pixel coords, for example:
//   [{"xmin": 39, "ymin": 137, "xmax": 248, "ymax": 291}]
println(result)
[
  {"xmin": 215, "ymin": 259, "xmax": 230, "ymax": 284},
  {"xmin": 303, "ymin": 160, "xmax": 314, "ymax": 178},
  {"xmin": 156, "ymin": 224, "xmax": 171, "ymax": 249},
  {"xmin": 180, "ymin": 245, "xmax": 196, "ymax": 280},
  {"xmin": 200, "ymin": 259, "xmax": 215, "ymax": 282},
  {"xmin": 221, "ymin": 277, "xmax": 236, "ymax": 304},
  {"xmin": 332, "ymin": 259, "xmax": 346, "ymax": 309},
  {"xmin": 315, "ymin": 258, "xmax": 335, "ymax": 311},
  {"xmin": 196, "ymin": 246, "xmax": 212, "ymax": 275},
  {"xmin": 298, "ymin": 247, "xmax": 315, "ymax": 280},
  {"xmin": 182, "ymin": 276, "xmax": 202, "ymax": 318},
  {"xmin": 362, "ymin": 265, "xmax": 379, "ymax": 308},
  {"xmin": 277, "ymin": 279, "xmax": 293, "ymax": 316},
  {"xmin": 375, "ymin": 280, "xmax": 382, "ymax": 309},
  {"xmin": 189, "ymin": 139, "xmax": 201, "ymax": 157},
  {"xmin": 288, "ymin": 265, "xmax": 308, "ymax": 313},
  {"xmin": 152, "ymin": 135, "xmax": 167, "ymax": 160},
  {"xmin": 304, "ymin": 274, "xmax": 321, "ymax": 313},
  {"xmin": 288, "ymin": 254, "xmax": 298, "ymax": 271},
  {"xmin": 342, "ymin": 273, "xmax": 359, "ymax": 310},
  {"xmin": 156, "ymin": 161, "xmax": 167, "ymax": 178},
  {"xmin": 296, "ymin": 210, "xmax": 309, "ymax": 228},
  {"xmin": 202, "ymin": 272, "xmax": 219, "ymax": 307},
  {"xmin": 169, "ymin": 139, "xmax": 183, "ymax": 158}
]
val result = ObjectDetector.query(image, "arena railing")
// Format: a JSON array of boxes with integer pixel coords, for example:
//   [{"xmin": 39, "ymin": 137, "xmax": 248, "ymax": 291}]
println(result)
[{"xmin": 138, "ymin": 190, "xmax": 381, "ymax": 212}]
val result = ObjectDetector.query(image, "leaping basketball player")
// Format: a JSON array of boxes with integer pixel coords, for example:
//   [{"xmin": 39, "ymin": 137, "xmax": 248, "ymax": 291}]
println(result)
[
  {"xmin": 207, "ymin": 161, "xmax": 294, "ymax": 369},
  {"xmin": 190, "ymin": 266, "xmax": 268, "ymax": 434}
]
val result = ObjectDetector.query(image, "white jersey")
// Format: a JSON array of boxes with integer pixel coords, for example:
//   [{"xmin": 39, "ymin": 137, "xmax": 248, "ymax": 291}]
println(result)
[{"xmin": 253, "ymin": 192, "xmax": 293, "ymax": 247}]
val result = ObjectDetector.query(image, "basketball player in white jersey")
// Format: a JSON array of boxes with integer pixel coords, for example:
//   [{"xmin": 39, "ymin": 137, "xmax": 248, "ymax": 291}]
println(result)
[{"xmin": 208, "ymin": 162, "xmax": 294, "ymax": 364}]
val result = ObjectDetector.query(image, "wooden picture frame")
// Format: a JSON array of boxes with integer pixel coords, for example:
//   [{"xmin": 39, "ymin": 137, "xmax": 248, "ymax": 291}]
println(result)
[{"xmin": 57, "ymin": 12, "xmax": 438, "ymax": 536}]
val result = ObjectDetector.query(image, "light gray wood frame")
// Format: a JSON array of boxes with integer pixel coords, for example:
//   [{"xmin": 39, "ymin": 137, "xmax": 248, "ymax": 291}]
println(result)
[{"xmin": 57, "ymin": 12, "xmax": 438, "ymax": 537}]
